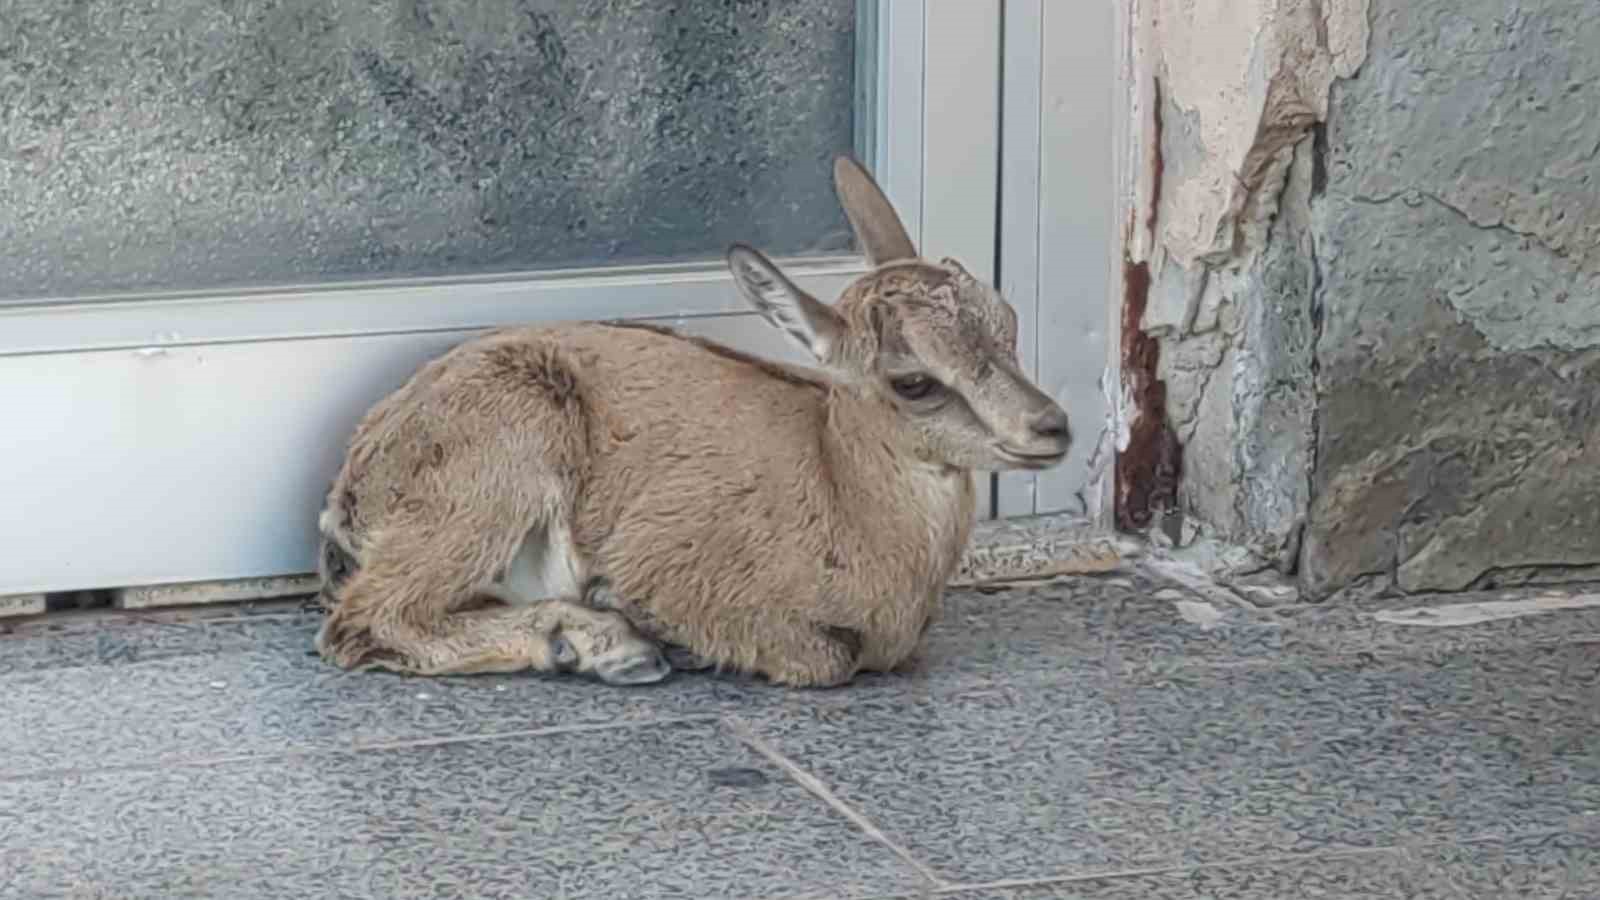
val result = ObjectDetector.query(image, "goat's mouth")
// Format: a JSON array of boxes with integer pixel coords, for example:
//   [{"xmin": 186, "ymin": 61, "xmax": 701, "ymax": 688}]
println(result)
[{"xmin": 993, "ymin": 445, "xmax": 1070, "ymax": 470}]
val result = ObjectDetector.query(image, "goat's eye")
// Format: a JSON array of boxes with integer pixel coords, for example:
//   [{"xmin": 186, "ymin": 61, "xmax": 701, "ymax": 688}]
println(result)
[{"xmin": 890, "ymin": 374, "xmax": 940, "ymax": 401}]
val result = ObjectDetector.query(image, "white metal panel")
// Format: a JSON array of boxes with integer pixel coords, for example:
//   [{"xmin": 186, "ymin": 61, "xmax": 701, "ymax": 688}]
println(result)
[
  {"xmin": 996, "ymin": 0, "xmax": 1045, "ymax": 518},
  {"xmin": 921, "ymin": 0, "xmax": 1001, "ymax": 519},
  {"xmin": 1031, "ymin": 0, "xmax": 1117, "ymax": 516},
  {"xmin": 0, "ymin": 314, "xmax": 811, "ymax": 595}
]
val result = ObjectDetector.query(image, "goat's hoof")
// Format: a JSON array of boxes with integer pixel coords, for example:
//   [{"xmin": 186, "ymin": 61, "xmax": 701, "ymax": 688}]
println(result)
[
  {"xmin": 549, "ymin": 633, "xmax": 580, "ymax": 670},
  {"xmin": 592, "ymin": 646, "xmax": 672, "ymax": 686}
]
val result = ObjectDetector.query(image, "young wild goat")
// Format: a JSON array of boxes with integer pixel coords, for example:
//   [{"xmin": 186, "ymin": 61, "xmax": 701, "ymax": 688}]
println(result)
[{"xmin": 314, "ymin": 157, "xmax": 1071, "ymax": 687}]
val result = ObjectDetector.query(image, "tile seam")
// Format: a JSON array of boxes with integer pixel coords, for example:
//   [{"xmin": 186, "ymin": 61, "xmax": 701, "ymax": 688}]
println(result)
[
  {"xmin": 924, "ymin": 824, "xmax": 1600, "ymax": 894},
  {"xmin": 723, "ymin": 713, "xmax": 953, "ymax": 890}
]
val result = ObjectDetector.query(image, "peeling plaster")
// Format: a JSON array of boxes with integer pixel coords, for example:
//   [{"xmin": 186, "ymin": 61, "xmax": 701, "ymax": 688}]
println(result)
[
  {"xmin": 1121, "ymin": 0, "xmax": 1372, "ymax": 566},
  {"xmin": 1152, "ymin": 0, "xmax": 1369, "ymax": 268},
  {"xmin": 1124, "ymin": 0, "xmax": 1600, "ymax": 599},
  {"xmin": 1115, "ymin": 259, "xmax": 1182, "ymax": 531}
]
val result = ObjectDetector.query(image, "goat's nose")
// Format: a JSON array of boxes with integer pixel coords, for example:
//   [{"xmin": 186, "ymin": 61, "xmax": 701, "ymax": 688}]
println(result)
[{"xmin": 1030, "ymin": 406, "xmax": 1071, "ymax": 442}]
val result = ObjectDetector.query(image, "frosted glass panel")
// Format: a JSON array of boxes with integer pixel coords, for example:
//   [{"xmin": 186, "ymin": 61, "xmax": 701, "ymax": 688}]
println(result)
[{"xmin": 0, "ymin": 0, "xmax": 863, "ymax": 301}]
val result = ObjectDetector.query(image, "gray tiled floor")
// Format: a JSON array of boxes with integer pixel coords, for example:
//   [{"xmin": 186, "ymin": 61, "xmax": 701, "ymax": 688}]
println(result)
[
  {"xmin": 2, "ymin": 573, "xmax": 1598, "ymax": 899},
  {"xmin": 1, "ymin": 721, "xmax": 924, "ymax": 899}
]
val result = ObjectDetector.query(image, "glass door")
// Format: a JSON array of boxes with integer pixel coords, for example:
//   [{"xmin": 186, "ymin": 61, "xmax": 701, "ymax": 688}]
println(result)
[{"xmin": 0, "ymin": 0, "xmax": 1002, "ymax": 595}]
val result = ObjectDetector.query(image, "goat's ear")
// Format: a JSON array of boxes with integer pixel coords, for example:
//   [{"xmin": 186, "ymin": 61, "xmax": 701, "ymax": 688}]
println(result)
[
  {"xmin": 727, "ymin": 244, "xmax": 844, "ymax": 360},
  {"xmin": 833, "ymin": 156, "xmax": 917, "ymax": 266}
]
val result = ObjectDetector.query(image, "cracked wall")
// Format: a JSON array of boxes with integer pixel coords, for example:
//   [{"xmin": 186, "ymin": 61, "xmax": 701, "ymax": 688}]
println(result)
[
  {"xmin": 1137, "ymin": 0, "xmax": 1600, "ymax": 597},
  {"xmin": 1131, "ymin": 0, "xmax": 1367, "ymax": 566}
]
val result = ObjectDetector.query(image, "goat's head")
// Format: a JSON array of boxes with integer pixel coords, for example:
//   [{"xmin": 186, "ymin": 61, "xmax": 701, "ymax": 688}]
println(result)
[{"xmin": 728, "ymin": 156, "xmax": 1071, "ymax": 472}]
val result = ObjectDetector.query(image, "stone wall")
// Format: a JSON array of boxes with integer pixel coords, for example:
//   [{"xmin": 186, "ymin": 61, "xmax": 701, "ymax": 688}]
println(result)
[
  {"xmin": 1132, "ymin": 0, "xmax": 1600, "ymax": 597},
  {"xmin": 1304, "ymin": 0, "xmax": 1600, "ymax": 595}
]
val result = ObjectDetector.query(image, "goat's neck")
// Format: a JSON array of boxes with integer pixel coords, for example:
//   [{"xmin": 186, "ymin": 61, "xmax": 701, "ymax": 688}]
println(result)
[{"xmin": 819, "ymin": 385, "xmax": 976, "ymax": 565}]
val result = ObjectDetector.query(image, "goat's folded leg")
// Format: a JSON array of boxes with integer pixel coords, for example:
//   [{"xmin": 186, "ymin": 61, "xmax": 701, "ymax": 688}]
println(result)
[
  {"xmin": 581, "ymin": 578, "xmax": 716, "ymax": 672},
  {"xmin": 579, "ymin": 577, "xmax": 862, "ymax": 687},
  {"xmin": 753, "ymin": 622, "xmax": 862, "ymax": 688},
  {"xmin": 660, "ymin": 644, "xmax": 718, "ymax": 672},
  {"xmin": 319, "ymin": 592, "xmax": 670, "ymax": 685}
]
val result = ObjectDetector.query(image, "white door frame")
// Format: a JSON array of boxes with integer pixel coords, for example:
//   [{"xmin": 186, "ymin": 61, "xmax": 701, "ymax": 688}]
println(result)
[
  {"xmin": 995, "ymin": 0, "xmax": 1123, "ymax": 524},
  {"xmin": 0, "ymin": 0, "xmax": 1005, "ymax": 596}
]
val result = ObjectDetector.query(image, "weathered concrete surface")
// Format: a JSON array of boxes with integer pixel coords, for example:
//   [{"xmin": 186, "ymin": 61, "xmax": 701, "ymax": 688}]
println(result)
[
  {"xmin": 1136, "ymin": 0, "xmax": 1600, "ymax": 598},
  {"xmin": 1301, "ymin": 0, "xmax": 1600, "ymax": 596},
  {"xmin": 116, "ymin": 574, "xmax": 319, "ymax": 610},
  {"xmin": 1154, "ymin": 138, "xmax": 1321, "ymax": 566},
  {"xmin": 953, "ymin": 515, "xmax": 1141, "ymax": 587},
  {"xmin": 0, "ymin": 593, "xmax": 46, "ymax": 619},
  {"xmin": 1147, "ymin": 0, "xmax": 1369, "ymax": 269},
  {"xmin": 1133, "ymin": 0, "xmax": 1368, "ymax": 566}
]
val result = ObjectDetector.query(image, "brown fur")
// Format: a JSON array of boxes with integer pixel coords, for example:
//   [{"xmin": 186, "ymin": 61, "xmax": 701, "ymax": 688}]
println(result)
[{"xmin": 314, "ymin": 157, "xmax": 1072, "ymax": 687}]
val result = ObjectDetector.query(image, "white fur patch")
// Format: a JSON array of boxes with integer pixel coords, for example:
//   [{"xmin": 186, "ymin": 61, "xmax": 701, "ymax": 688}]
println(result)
[{"xmin": 497, "ymin": 522, "xmax": 583, "ymax": 604}]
